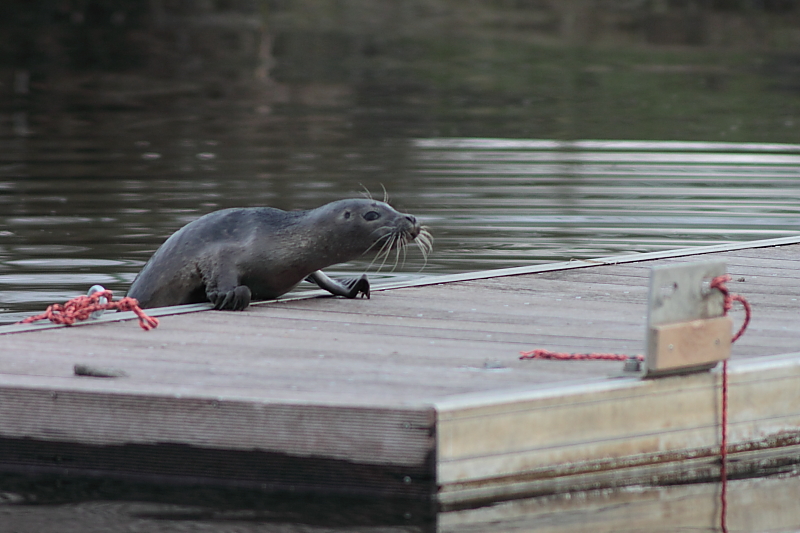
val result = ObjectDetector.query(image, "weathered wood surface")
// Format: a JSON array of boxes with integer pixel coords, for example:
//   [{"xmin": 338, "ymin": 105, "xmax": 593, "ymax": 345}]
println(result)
[
  {"xmin": 3, "ymin": 243, "xmax": 799, "ymax": 401},
  {"xmin": 1, "ymin": 239, "xmax": 799, "ymax": 503},
  {"xmin": 435, "ymin": 352, "xmax": 800, "ymax": 506}
]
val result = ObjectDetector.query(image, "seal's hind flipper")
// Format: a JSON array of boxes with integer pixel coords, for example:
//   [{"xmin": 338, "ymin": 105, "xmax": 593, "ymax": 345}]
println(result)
[{"xmin": 307, "ymin": 271, "xmax": 370, "ymax": 299}]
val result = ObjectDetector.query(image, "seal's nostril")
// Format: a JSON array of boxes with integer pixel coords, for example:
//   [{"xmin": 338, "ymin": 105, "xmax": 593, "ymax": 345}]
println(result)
[{"xmin": 406, "ymin": 215, "xmax": 417, "ymax": 224}]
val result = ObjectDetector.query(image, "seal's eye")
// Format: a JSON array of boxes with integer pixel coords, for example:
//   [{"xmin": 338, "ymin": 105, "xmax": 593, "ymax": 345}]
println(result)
[
  {"xmin": 363, "ymin": 211, "xmax": 381, "ymax": 221},
  {"xmin": 344, "ymin": 211, "xmax": 351, "ymax": 219}
]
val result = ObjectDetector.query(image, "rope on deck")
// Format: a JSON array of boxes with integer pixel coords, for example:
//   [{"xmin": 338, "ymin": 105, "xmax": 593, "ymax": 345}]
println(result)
[
  {"xmin": 17, "ymin": 289, "xmax": 159, "ymax": 331},
  {"xmin": 519, "ymin": 350, "xmax": 644, "ymax": 362},
  {"xmin": 520, "ymin": 274, "xmax": 751, "ymax": 533}
]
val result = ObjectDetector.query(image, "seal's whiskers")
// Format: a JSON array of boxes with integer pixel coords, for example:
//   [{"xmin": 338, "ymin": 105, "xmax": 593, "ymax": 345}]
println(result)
[
  {"xmin": 361, "ymin": 220, "xmax": 432, "ymax": 274},
  {"xmin": 359, "ymin": 184, "xmax": 373, "ymax": 200},
  {"xmin": 362, "ymin": 226, "xmax": 395, "ymax": 257},
  {"xmin": 365, "ymin": 231, "xmax": 397, "ymax": 272},
  {"xmin": 376, "ymin": 233, "xmax": 397, "ymax": 272},
  {"xmin": 359, "ymin": 184, "xmax": 390, "ymax": 204},
  {"xmin": 392, "ymin": 234, "xmax": 403, "ymax": 272},
  {"xmin": 415, "ymin": 226, "xmax": 433, "ymax": 269},
  {"xmin": 399, "ymin": 234, "xmax": 409, "ymax": 268}
]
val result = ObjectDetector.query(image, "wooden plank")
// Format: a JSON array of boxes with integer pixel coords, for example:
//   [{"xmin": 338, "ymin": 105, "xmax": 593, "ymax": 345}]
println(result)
[
  {"xmin": 3, "ymin": 236, "xmax": 800, "ymax": 336},
  {"xmin": 0, "ymin": 378, "xmax": 436, "ymax": 497},
  {"xmin": 0, "ymin": 324, "xmax": 636, "ymax": 399},
  {"xmin": 434, "ymin": 352, "xmax": 800, "ymax": 506},
  {"xmin": 2, "ymin": 252, "xmax": 798, "ymax": 399},
  {"xmin": 647, "ymin": 316, "xmax": 731, "ymax": 373},
  {"xmin": 0, "ymin": 382, "xmax": 434, "ymax": 463},
  {"xmin": 0, "ymin": 312, "xmax": 793, "ymax": 385},
  {"xmin": 529, "ymin": 266, "xmax": 800, "ymax": 287},
  {"xmin": 372, "ymin": 235, "xmax": 800, "ymax": 289},
  {"xmin": 725, "ymin": 245, "xmax": 800, "ymax": 260}
]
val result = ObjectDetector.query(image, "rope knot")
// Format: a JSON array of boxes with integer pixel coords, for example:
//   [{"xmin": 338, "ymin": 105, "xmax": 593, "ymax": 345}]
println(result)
[
  {"xmin": 18, "ymin": 290, "xmax": 159, "ymax": 331},
  {"xmin": 710, "ymin": 274, "xmax": 750, "ymax": 343}
]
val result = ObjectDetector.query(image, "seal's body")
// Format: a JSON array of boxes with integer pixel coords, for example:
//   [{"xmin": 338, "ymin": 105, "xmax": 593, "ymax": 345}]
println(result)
[{"xmin": 127, "ymin": 199, "xmax": 429, "ymax": 310}]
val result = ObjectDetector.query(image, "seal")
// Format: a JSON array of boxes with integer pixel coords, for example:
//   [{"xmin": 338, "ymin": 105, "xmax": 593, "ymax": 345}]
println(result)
[{"xmin": 127, "ymin": 198, "xmax": 432, "ymax": 310}]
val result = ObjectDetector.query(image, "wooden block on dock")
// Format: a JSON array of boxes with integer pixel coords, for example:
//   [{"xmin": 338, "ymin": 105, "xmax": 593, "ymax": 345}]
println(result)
[
  {"xmin": 644, "ymin": 260, "xmax": 730, "ymax": 377},
  {"xmin": 646, "ymin": 315, "xmax": 732, "ymax": 374}
]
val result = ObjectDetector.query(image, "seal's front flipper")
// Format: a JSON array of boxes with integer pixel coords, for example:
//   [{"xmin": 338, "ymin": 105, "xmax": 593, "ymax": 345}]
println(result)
[
  {"xmin": 339, "ymin": 274, "xmax": 370, "ymax": 299},
  {"xmin": 308, "ymin": 271, "xmax": 370, "ymax": 299},
  {"xmin": 203, "ymin": 259, "xmax": 252, "ymax": 310},
  {"xmin": 208, "ymin": 285, "xmax": 252, "ymax": 310}
]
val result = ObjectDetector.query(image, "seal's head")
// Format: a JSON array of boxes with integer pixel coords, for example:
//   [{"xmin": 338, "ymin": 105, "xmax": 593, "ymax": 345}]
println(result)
[{"xmin": 310, "ymin": 198, "xmax": 432, "ymax": 268}]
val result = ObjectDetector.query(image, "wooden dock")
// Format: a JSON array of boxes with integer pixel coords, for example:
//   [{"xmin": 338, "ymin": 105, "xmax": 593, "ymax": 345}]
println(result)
[{"xmin": 1, "ymin": 236, "xmax": 800, "ymax": 511}]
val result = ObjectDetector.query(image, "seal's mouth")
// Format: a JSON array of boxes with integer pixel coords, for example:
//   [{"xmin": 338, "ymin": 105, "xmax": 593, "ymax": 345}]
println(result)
[{"xmin": 366, "ymin": 220, "xmax": 433, "ymax": 271}]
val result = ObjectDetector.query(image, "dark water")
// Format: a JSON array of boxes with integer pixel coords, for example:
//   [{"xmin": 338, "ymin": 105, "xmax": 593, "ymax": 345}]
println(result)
[
  {"xmin": 2, "ymin": 470, "xmax": 800, "ymax": 532},
  {"xmin": 2, "ymin": 0, "xmax": 800, "ymax": 530},
  {"xmin": 3, "ymin": 131, "xmax": 800, "ymax": 323},
  {"xmin": 3, "ymin": 1, "xmax": 800, "ymax": 325}
]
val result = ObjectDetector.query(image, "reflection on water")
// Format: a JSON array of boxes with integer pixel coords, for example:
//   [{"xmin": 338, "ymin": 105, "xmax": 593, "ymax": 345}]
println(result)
[
  {"xmin": 412, "ymin": 138, "xmax": 800, "ymax": 270},
  {"xmin": 2, "ymin": 470, "xmax": 800, "ymax": 532},
  {"xmin": 441, "ymin": 472, "xmax": 800, "ymax": 533},
  {"xmin": 0, "ymin": 473, "xmax": 434, "ymax": 533},
  {"xmin": 2, "ymin": 137, "xmax": 800, "ymax": 323}
]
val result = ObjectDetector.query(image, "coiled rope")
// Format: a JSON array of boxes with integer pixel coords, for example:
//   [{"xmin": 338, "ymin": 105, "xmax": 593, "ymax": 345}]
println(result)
[{"xmin": 17, "ymin": 289, "xmax": 159, "ymax": 331}]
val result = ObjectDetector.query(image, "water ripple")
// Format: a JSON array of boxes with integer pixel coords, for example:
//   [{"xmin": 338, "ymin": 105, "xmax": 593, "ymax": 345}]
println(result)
[{"xmin": 3, "ymin": 138, "xmax": 800, "ymax": 323}]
